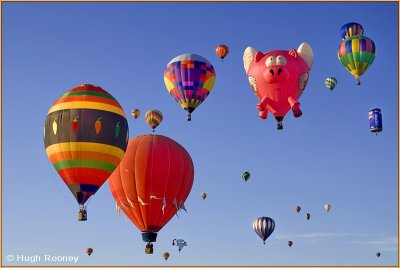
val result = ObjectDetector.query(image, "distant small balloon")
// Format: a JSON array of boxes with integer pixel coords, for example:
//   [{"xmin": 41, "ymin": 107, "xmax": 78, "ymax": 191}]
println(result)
[
  {"xmin": 242, "ymin": 171, "xmax": 250, "ymax": 182},
  {"xmin": 288, "ymin": 240, "xmax": 293, "ymax": 247},
  {"xmin": 295, "ymin": 206, "xmax": 301, "ymax": 213},
  {"xmin": 216, "ymin": 44, "xmax": 229, "ymax": 61},
  {"xmin": 85, "ymin": 248, "xmax": 93, "ymax": 256},
  {"xmin": 306, "ymin": 213, "xmax": 311, "ymax": 220},
  {"xmin": 201, "ymin": 192, "xmax": 207, "ymax": 200},
  {"xmin": 376, "ymin": 252, "xmax": 381, "ymax": 257},
  {"xmin": 145, "ymin": 109, "xmax": 163, "ymax": 132},
  {"xmin": 325, "ymin": 77, "xmax": 337, "ymax": 91},
  {"xmin": 131, "ymin": 109, "xmax": 141, "ymax": 119},
  {"xmin": 163, "ymin": 252, "xmax": 170, "ymax": 260},
  {"xmin": 324, "ymin": 203, "xmax": 332, "ymax": 212}
]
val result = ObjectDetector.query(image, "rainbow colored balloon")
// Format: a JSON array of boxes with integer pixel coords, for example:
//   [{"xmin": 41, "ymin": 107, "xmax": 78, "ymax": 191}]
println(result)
[
  {"xmin": 145, "ymin": 109, "xmax": 163, "ymax": 132},
  {"xmin": 43, "ymin": 84, "xmax": 129, "ymax": 220},
  {"xmin": 163, "ymin": 54, "xmax": 216, "ymax": 121},
  {"xmin": 338, "ymin": 22, "xmax": 376, "ymax": 85}
]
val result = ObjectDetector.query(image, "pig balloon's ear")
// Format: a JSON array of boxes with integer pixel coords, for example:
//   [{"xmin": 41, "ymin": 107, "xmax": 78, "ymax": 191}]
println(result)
[
  {"xmin": 243, "ymin": 47, "xmax": 256, "ymax": 74},
  {"xmin": 297, "ymin": 42, "xmax": 314, "ymax": 70},
  {"xmin": 255, "ymin": 52, "xmax": 264, "ymax": 63}
]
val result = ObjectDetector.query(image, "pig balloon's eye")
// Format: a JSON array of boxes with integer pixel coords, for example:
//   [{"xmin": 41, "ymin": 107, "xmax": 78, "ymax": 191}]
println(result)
[
  {"xmin": 276, "ymin": 55, "xmax": 287, "ymax": 66},
  {"xmin": 265, "ymin": 56, "xmax": 276, "ymax": 67}
]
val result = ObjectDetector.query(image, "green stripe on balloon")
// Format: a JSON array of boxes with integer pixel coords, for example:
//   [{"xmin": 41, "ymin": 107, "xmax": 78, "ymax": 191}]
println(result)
[{"xmin": 53, "ymin": 160, "xmax": 116, "ymax": 173}]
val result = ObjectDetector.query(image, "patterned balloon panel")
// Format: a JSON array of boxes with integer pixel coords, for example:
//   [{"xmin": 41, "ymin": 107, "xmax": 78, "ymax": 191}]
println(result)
[
  {"xmin": 164, "ymin": 54, "xmax": 216, "ymax": 113},
  {"xmin": 43, "ymin": 84, "xmax": 129, "ymax": 205}
]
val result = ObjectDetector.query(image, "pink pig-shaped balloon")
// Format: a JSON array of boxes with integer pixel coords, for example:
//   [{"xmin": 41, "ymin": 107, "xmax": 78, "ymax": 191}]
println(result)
[{"xmin": 243, "ymin": 43, "xmax": 314, "ymax": 129}]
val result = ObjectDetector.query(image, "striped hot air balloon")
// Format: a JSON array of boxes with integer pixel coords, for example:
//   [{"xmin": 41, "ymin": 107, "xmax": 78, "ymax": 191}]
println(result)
[
  {"xmin": 145, "ymin": 109, "xmax": 163, "ymax": 132},
  {"xmin": 252, "ymin": 217, "xmax": 275, "ymax": 244},
  {"xmin": 43, "ymin": 84, "xmax": 129, "ymax": 221},
  {"xmin": 164, "ymin": 53, "xmax": 216, "ymax": 121}
]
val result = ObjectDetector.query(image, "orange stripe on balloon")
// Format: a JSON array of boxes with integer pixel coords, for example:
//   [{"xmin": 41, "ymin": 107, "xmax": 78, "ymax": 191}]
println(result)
[
  {"xmin": 52, "ymin": 95, "xmax": 122, "ymax": 108},
  {"xmin": 48, "ymin": 151, "xmax": 122, "ymax": 166}
]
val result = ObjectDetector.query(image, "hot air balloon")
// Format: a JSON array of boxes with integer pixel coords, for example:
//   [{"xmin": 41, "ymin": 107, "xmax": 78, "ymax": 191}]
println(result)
[
  {"xmin": 325, "ymin": 77, "xmax": 337, "ymax": 91},
  {"xmin": 338, "ymin": 22, "xmax": 376, "ymax": 85},
  {"xmin": 216, "ymin": 44, "xmax": 229, "ymax": 61},
  {"xmin": 340, "ymin": 22, "xmax": 364, "ymax": 40},
  {"xmin": 369, "ymin": 108, "xmax": 382, "ymax": 134},
  {"xmin": 85, "ymin": 248, "xmax": 93, "ymax": 256},
  {"xmin": 376, "ymin": 252, "xmax": 381, "ymax": 257},
  {"xmin": 172, "ymin": 239, "xmax": 187, "ymax": 252},
  {"xmin": 108, "ymin": 134, "xmax": 194, "ymax": 254},
  {"xmin": 145, "ymin": 109, "xmax": 163, "ymax": 132},
  {"xmin": 242, "ymin": 171, "xmax": 250, "ymax": 182},
  {"xmin": 324, "ymin": 204, "xmax": 332, "ymax": 212},
  {"xmin": 306, "ymin": 213, "xmax": 311, "ymax": 220},
  {"xmin": 288, "ymin": 241, "xmax": 293, "ymax": 247},
  {"xmin": 163, "ymin": 252, "xmax": 170, "ymax": 260},
  {"xmin": 201, "ymin": 192, "xmax": 207, "ymax": 200},
  {"xmin": 44, "ymin": 84, "xmax": 129, "ymax": 221},
  {"xmin": 164, "ymin": 53, "xmax": 216, "ymax": 121},
  {"xmin": 295, "ymin": 206, "xmax": 301, "ymax": 213},
  {"xmin": 131, "ymin": 109, "xmax": 141, "ymax": 119},
  {"xmin": 243, "ymin": 43, "xmax": 314, "ymax": 129},
  {"xmin": 253, "ymin": 217, "xmax": 275, "ymax": 244}
]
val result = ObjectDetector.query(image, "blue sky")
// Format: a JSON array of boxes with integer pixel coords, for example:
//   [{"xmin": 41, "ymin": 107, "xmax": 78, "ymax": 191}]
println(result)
[{"xmin": 2, "ymin": 1, "xmax": 398, "ymax": 266}]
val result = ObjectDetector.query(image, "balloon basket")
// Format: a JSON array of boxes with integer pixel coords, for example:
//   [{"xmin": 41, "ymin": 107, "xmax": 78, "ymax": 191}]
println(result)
[
  {"xmin": 145, "ymin": 243, "xmax": 153, "ymax": 254},
  {"xmin": 78, "ymin": 210, "xmax": 87, "ymax": 221}
]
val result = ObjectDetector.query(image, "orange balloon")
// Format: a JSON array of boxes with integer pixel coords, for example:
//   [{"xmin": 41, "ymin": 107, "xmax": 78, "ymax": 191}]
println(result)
[
  {"xmin": 216, "ymin": 44, "xmax": 229, "ymax": 60},
  {"xmin": 108, "ymin": 134, "xmax": 194, "ymax": 244}
]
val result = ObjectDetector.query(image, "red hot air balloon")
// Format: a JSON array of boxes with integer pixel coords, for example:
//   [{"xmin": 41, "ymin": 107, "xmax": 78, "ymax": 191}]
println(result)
[
  {"xmin": 243, "ymin": 43, "xmax": 314, "ymax": 129},
  {"xmin": 108, "ymin": 134, "xmax": 194, "ymax": 254},
  {"xmin": 216, "ymin": 44, "xmax": 229, "ymax": 61}
]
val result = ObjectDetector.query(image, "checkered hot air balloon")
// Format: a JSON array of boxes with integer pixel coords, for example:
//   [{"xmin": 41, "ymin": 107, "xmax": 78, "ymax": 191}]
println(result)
[
  {"xmin": 253, "ymin": 217, "xmax": 275, "ymax": 244},
  {"xmin": 43, "ymin": 84, "xmax": 129, "ymax": 221},
  {"xmin": 164, "ymin": 54, "xmax": 216, "ymax": 121}
]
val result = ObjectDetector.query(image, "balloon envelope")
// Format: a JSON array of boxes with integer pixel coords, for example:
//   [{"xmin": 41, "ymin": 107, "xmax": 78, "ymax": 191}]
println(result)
[
  {"xmin": 131, "ymin": 109, "xmax": 141, "ymax": 119},
  {"xmin": 338, "ymin": 35, "xmax": 376, "ymax": 83},
  {"xmin": 253, "ymin": 217, "xmax": 275, "ymax": 244},
  {"xmin": 295, "ymin": 206, "xmax": 301, "ymax": 213},
  {"xmin": 44, "ymin": 84, "xmax": 129, "ymax": 207},
  {"xmin": 325, "ymin": 77, "xmax": 337, "ymax": 90},
  {"xmin": 86, "ymin": 248, "xmax": 93, "ymax": 256},
  {"xmin": 216, "ymin": 44, "xmax": 229, "ymax": 60},
  {"xmin": 340, "ymin": 22, "xmax": 364, "ymax": 40},
  {"xmin": 242, "ymin": 171, "xmax": 250, "ymax": 181},
  {"xmin": 324, "ymin": 203, "xmax": 332, "ymax": 212},
  {"xmin": 288, "ymin": 241, "xmax": 293, "ymax": 247},
  {"xmin": 164, "ymin": 54, "xmax": 216, "ymax": 121},
  {"xmin": 201, "ymin": 192, "xmax": 207, "ymax": 200},
  {"xmin": 163, "ymin": 252, "xmax": 170, "ymax": 260},
  {"xmin": 108, "ymin": 134, "xmax": 194, "ymax": 244},
  {"xmin": 145, "ymin": 109, "xmax": 163, "ymax": 131}
]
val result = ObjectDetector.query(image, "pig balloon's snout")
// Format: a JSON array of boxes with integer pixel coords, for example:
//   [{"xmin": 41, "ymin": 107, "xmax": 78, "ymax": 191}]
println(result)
[
  {"xmin": 269, "ymin": 68, "xmax": 283, "ymax": 76},
  {"xmin": 269, "ymin": 69, "xmax": 274, "ymax": 76}
]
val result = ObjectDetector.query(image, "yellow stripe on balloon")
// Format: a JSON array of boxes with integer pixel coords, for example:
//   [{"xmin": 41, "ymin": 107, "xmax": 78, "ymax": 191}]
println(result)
[
  {"xmin": 46, "ymin": 142, "xmax": 126, "ymax": 159},
  {"xmin": 48, "ymin": 101, "xmax": 126, "ymax": 117},
  {"xmin": 351, "ymin": 39, "xmax": 360, "ymax": 53}
]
